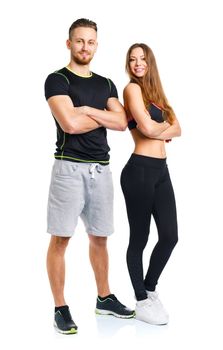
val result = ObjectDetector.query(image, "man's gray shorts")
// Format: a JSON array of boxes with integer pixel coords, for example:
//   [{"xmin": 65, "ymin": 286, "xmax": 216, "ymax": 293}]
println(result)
[{"xmin": 47, "ymin": 160, "xmax": 114, "ymax": 237}]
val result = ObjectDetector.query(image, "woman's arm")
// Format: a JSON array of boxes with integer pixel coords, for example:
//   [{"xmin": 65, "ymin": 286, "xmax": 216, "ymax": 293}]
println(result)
[
  {"xmin": 123, "ymin": 83, "xmax": 170, "ymax": 137},
  {"xmin": 152, "ymin": 117, "xmax": 181, "ymax": 140}
]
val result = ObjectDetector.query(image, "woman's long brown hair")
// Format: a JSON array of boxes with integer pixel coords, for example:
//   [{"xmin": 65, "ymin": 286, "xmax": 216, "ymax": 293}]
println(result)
[{"xmin": 126, "ymin": 43, "xmax": 175, "ymax": 124}]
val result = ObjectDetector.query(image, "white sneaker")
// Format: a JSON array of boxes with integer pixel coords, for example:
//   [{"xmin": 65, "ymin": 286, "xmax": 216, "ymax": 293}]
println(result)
[
  {"xmin": 135, "ymin": 297, "xmax": 169, "ymax": 325},
  {"xmin": 147, "ymin": 291, "xmax": 169, "ymax": 320}
]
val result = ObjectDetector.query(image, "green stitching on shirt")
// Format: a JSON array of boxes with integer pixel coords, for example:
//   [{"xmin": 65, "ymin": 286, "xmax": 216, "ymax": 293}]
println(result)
[
  {"xmin": 54, "ymin": 155, "xmax": 109, "ymax": 164},
  {"xmin": 106, "ymin": 78, "xmax": 111, "ymax": 94},
  {"xmin": 54, "ymin": 71, "xmax": 70, "ymax": 85},
  {"xmin": 60, "ymin": 132, "xmax": 66, "ymax": 154}
]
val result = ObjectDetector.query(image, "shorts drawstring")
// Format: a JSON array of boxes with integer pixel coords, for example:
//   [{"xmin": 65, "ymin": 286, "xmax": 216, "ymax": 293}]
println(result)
[{"xmin": 89, "ymin": 163, "xmax": 103, "ymax": 179}]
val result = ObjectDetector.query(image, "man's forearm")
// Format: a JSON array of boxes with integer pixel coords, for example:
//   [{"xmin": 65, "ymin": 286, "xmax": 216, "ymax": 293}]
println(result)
[
  {"xmin": 86, "ymin": 107, "xmax": 127, "ymax": 131},
  {"xmin": 68, "ymin": 114, "xmax": 101, "ymax": 134},
  {"xmin": 47, "ymin": 97, "xmax": 101, "ymax": 134}
]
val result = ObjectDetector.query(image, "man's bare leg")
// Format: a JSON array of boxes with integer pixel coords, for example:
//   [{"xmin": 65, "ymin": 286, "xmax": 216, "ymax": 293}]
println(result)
[
  {"xmin": 46, "ymin": 235, "xmax": 70, "ymax": 306},
  {"xmin": 88, "ymin": 234, "xmax": 111, "ymax": 297},
  {"xmin": 88, "ymin": 234, "xmax": 135, "ymax": 318}
]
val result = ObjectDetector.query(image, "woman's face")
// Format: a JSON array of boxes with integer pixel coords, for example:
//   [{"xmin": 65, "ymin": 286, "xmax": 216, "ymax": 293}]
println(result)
[{"xmin": 129, "ymin": 47, "xmax": 148, "ymax": 77}]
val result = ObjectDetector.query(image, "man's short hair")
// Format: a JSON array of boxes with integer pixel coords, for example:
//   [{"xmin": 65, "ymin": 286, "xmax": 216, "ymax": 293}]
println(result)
[{"xmin": 69, "ymin": 18, "xmax": 97, "ymax": 39}]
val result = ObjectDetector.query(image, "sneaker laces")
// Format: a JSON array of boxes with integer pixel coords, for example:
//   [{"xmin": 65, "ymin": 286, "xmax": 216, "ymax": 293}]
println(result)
[
  {"xmin": 147, "ymin": 291, "xmax": 166, "ymax": 311},
  {"xmin": 59, "ymin": 307, "xmax": 73, "ymax": 323},
  {"xmin": 147, "ymin": 291, "xmax": 159, "ymax": 302},
  {"xmin": 105, "ymin": 294, "xmax": 129, "ymax": 310},
  {"xmin": 137, "ymin": 298, "xmax": 153, "ymax": 308}
]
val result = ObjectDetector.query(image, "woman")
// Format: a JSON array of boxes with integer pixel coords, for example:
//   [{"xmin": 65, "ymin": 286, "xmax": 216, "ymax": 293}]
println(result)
[{"xmin": 121, "ymin": 43, "xmax": 181, "ymax": 325}]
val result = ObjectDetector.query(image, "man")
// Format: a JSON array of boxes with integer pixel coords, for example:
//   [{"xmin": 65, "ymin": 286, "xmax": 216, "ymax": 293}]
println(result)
[{"xmin": 44, "ymin": 18, "xmax": 134, "ymax": 335}]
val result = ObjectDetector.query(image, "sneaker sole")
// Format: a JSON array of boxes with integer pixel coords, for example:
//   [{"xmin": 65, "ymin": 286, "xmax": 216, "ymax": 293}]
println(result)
[
  {"xmin": 95, "ymin": 308, "xmax": 135, "ymax": 319},
  {"xmin": 135, "ymin": 314, "xmax": 168, "ymax": 325},
  {"xmin": 54, "ymin": 323, "xmax": 78, "ymax": 335}
]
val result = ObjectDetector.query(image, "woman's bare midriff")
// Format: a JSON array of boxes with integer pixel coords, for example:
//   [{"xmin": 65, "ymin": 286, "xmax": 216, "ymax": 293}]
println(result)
[{"xmin": 130, "ymin": 129, "xmax": 166, "ymax": 159}]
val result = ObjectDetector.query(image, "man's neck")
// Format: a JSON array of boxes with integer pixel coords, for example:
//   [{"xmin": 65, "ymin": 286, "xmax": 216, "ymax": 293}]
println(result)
[{"xmin": 67, "ymin": 61, "xmax": 91, "ymax": 77}]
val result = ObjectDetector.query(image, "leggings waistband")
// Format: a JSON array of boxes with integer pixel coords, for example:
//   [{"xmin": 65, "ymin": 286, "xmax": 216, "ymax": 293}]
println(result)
[{"xmin": 127, "ymin": 153, "xmax": 167, "ymax": 168}]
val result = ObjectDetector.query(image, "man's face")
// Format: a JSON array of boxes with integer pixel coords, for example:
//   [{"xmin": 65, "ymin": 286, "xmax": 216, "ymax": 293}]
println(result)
[{"xmin": 67, "ymin": 27, "xmax": 98, "ymax": 65}]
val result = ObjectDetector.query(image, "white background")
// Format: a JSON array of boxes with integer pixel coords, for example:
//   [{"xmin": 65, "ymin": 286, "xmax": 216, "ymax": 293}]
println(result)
[{"xmin": 0, "ymin": 0, "xmax": 223, "ymax": 349}]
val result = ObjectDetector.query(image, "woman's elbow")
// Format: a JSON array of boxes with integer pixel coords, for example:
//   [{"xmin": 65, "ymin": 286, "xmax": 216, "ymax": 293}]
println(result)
[
  {"xmin": 145, "ymin": 126, "xmax": 159, "ymax": 137},
  {"xmin": 137, "ymin": 123, "xmax": 154, "ymax": 137}
]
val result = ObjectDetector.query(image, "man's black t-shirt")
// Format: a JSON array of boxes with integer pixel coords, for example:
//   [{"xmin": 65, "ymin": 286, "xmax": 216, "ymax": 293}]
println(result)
[{"xmin": 44, "ymin": 67, "xmax": 118, "ymax": 164}]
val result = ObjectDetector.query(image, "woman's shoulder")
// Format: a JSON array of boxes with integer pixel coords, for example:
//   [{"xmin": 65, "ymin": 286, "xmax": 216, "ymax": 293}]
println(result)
[{"xmin": 124, "ymin": 82, "xmax": 142, "ymax": 96}]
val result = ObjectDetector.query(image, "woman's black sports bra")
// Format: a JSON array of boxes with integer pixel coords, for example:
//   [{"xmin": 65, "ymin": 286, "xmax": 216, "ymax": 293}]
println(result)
[{"xmin": 127, "ymin": 102, "xmax": 164, "ymax": 130}]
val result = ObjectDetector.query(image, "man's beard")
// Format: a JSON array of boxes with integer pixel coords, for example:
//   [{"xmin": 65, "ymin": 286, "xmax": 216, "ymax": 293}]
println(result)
[{"xmin": 72, "ymin": 51, "xmax": 93, "ymax": 65}]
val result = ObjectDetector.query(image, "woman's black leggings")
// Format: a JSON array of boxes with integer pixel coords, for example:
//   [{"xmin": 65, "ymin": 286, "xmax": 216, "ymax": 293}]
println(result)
[{"xmin": 121, "ymin": 154, "xmax": 178, "ymax": 301}]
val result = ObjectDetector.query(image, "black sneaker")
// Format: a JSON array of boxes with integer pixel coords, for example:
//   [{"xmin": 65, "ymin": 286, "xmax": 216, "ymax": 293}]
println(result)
[
  {"xmin": 54, "ymin": 305, "xmax": 78, "ymax": 334},
  {"xmin": 95, "ymin": 294, "xmax": 135, "ymax": 319}
]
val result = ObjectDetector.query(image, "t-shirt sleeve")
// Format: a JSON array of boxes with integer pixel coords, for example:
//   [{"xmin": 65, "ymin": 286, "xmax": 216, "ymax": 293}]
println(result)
[
  {"xmin": 44, "ymin": 72, "xmax": 69, "ymax": 100},
  {"xmin": 107, "ymin": 78, "xmax": 118, "ymax": 98}
]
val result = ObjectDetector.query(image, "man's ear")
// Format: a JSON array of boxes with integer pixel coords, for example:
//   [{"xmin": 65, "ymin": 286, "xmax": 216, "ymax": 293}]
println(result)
[
  {"xmin": 94, "ymin": 41, "xmax": 98, "ymax": 53},
  {"xmin": 66, "ymin": 39, "xmax": 71, "ymax": 50}
]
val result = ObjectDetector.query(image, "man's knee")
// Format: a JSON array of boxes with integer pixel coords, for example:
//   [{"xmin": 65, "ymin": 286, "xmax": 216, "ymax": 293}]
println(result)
[
  {"xmin": 88, "ymin": 234, "xmax": 107, "ymax": 248},
  {"xmin": 49, "ymin": 235, "xmax": 70, "ymax": 252}
]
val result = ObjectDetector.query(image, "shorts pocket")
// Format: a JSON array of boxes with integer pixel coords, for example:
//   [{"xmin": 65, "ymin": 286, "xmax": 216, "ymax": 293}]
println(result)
[{"xmin": 54, "ymin": 161, "xmax": 78, "ymax": 178}]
